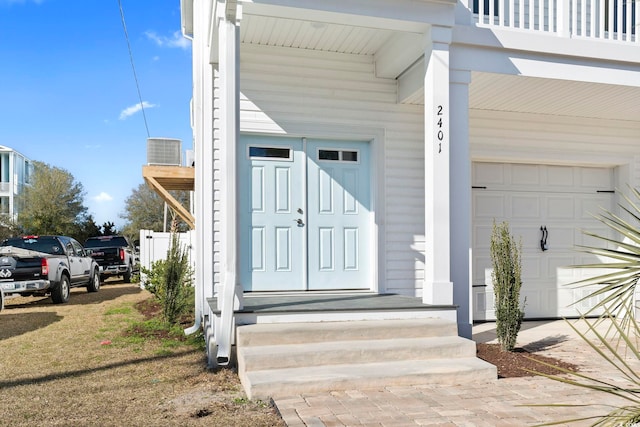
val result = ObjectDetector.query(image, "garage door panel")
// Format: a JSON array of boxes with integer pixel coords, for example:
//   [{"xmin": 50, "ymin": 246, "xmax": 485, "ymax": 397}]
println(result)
[
  {"xmin": 542, "ymin": 226, "xmax": 575, "ymax": 250},
  {"xmin": 546, "ymin": 165, "xmax": 576, "ymax": 188},
  {"xmin": 472, "ymin": 162, "xmax": 615, "ymax": 320},
  {"xmin": 580, "ymin": 167, "xmax": 613, "ymax": 188},
  {"xmin": 578, "ymin": 196, "xmax": 612, "ymax": 219},
  {"xmin": 474, "ymin": 162, "xmax": 506, "ymax": 186},
  {"xmin": 473, "ymin": 225, "xmax": 493, "ymax": 249},
  {"xmin": 512, "ymin": 164, "xmax": 541, "ymax": 186},
  {"xmin": 512, "ymin": 195, "xmax": 541, "ymax": 218},
  {"xmin": 474, "ymin": 193, "xmax": 505, "ymax": 218},
  {"xmin": 521, "ymin": 257, "xmax": 542, "ymax": 280},
  {"xmin": 547, "ymin": 197, "xmax": 575, "ymax": 219}
]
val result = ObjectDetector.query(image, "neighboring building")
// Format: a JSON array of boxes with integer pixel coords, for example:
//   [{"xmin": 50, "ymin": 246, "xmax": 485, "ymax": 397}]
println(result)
[
  {"xmin": 180, "ymin": 0, "xmax": 640, "ymax": 369},
  {"xmin": 0, "ymin": 145, "xmax": 33, "ymax": 221}
]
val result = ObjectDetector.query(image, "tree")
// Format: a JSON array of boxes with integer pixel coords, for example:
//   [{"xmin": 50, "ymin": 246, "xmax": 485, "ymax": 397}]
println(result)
[
  {"xmin": 102, "ymin": 221, "xmax": 117, "ymax": 236},
  {"xmin": 75, "ymin": 213, "xmax": 102, "ymax": 243},
  {"xmin": 120, "ymin": 183, "xmax": 189, "ymax": 239},
  {"xmin": 16, "ymin": 161, "xmax": 88, "ymax": 238},
  {"xmin": 490, "ymin": 221, "xmax": 525, "ymax": 352}
]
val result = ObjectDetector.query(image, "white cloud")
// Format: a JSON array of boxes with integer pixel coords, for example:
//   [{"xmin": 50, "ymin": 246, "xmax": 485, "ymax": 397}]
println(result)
[
  {"xmin": 119, "ymin": 101, "xmax": 156, "ymax": 120},
  {"xmin": 93, "ymin": 192, "xmax": 113, "ymax": 202},
  {"xmin": 145, "ymin": 30, "xmax": 190, "ymax": 50}
]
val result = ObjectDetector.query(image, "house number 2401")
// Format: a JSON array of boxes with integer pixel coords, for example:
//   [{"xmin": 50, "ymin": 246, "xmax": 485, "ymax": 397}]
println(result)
[{"xmin": 436, "ymin": 105, "xmax": 444, "ymax": 153}]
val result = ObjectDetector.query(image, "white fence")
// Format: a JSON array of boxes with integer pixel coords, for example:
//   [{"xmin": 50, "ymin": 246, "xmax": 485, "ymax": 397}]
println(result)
[{"xmin": 138, "ymin": 229, "xmax": 196, "ymax": 287}]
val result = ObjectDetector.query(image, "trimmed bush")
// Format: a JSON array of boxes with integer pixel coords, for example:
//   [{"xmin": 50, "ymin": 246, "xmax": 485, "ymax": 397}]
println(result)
[{"xmin": 490, "ymin": 221, "xmax": 525, "ymax": 352}]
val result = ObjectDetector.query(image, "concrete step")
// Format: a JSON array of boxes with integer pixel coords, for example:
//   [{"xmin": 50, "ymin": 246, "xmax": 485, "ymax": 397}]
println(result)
[
  {"xmin": 235, "ymin": 318, "xmax": 497, "ymax": 400},
  {"xmin": 236, "ymin": 318, "xmax": 458, "ymax": 346},
  {"xmin": 238, "ymin": 335, "xmax": 476, "ymax": 371},
  {"xmin": 241, "ymin": 357, "xmax": 498, "ymax": 400}
]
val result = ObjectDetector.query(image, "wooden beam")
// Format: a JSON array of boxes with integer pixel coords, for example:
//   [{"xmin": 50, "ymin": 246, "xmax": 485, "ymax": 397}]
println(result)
[{"xmin": 142, "ymin": 170, "xmax": 196, "ymax": 229}]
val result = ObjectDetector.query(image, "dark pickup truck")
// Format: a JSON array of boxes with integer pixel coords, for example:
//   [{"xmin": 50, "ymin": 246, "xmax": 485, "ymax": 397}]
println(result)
[
  {"xmin": 84, "ymin": 235, "xmax": 138, "ymax": 282},
  {"xmin": 0, "ymin": 235, "xmax": 101, "ymax": 310}
]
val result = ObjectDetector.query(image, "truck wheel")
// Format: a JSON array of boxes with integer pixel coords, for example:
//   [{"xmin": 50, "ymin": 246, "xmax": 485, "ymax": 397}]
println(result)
[
  {"xmin": 87, "ymin": 269, "xmax": 100, "ymax": 293},
  {"xmin": 123, "ymin": 265, "xmax": 132, "ymax": 283},
  {"xmin": 0, "ymin": 288, "xmax": 4, "ymax": 312},
  {"xmin": 52, "ymin": 275, "xmax": 70, "ymax": 304}
]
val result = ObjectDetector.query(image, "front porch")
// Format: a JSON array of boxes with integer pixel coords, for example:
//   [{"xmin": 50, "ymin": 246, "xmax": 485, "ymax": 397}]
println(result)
[
  {"xmin": 208, "ymin": 292, "xmax": 458, "ymax": 325},
  {"xmin": 206, "ymin": 293, "xmax": 495, "ymax": 400}
]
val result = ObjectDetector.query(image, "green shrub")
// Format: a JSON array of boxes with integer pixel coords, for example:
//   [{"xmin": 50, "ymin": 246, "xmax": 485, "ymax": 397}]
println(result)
[
  {"xmin": 490, "ymin": 221, "xmax": 525, "ymax": 352},
  {"xmin": 141, "ymin": 228, "xmax": 193, "ymax": 325}
]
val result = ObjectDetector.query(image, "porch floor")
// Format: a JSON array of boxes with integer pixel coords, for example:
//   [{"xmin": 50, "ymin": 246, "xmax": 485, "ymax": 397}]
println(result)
[{"xmin": 207, "ymin": 293, "xmax": 456, "ymax": 314}]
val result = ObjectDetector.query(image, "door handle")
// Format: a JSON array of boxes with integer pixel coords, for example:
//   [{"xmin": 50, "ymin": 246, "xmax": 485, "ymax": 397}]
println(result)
[
  {"xmin": 540, "ymin": 226, "xmax": 548, "ymax": 251},
  {"xmin": 294, "ymin": 218, "xmax": 305, "ymax": 227}
]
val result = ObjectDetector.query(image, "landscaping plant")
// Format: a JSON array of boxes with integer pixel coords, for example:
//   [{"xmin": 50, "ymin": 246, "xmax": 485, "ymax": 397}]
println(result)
[
  {"xmin": 530, "ymin": 188, "xmax": 640, "ymax": 425},
  {"xmin": 490, "ymin": 220, "xmax": 525, "ymax": 352},
  {"xmin": 142, "ymin": 220, "xmax": 194, "ymax": 325}
]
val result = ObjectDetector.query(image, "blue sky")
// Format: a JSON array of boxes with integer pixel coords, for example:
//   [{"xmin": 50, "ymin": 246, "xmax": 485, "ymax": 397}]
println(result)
[{"xmin": 0, "ymin": 0, "xmax": 192, "ymax": 228}]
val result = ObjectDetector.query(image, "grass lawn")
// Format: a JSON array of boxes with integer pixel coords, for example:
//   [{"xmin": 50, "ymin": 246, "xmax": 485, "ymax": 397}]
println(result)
[{"xmin": 0, "ymin": 281, "xmax": 284, "ymax": 426}]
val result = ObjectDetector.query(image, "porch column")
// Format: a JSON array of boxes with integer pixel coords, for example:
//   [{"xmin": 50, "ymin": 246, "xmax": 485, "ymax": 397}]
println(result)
[
  {"xmin": 423, "ymin": 28, "xmax": 453, "ymax": 307},
  {"xmin": 191, "ymin": 0, "xmax": 214, "ymax": 338},
  {"xmin": 216, "ymin": 1, "xmax": 241, "ymax": 365},
  {"xmin": 450, "ymin": 69, "xmax": 472, "ymax": 338}
]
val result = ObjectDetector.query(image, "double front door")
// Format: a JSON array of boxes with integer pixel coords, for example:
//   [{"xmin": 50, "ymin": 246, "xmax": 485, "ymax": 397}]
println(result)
[{"xmin": 239, "ymin": 136, "xmax": 371, "ymax": 291}]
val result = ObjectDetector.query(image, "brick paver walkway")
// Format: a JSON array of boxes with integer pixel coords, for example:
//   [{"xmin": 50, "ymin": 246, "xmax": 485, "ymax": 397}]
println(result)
[{"xmin": 273, "ymin": 320, "xmax": 640, "ymax": 426}]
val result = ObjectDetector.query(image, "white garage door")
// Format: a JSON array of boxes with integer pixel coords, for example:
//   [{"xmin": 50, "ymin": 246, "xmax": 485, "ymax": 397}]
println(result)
[{"xmin": 472, "ymin": 162, "xmax": 615, "ymax": 320}]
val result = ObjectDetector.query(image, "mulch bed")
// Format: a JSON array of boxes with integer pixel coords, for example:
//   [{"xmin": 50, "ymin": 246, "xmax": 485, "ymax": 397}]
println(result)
[{"xmin": 477, "ymin": 343, "xmax": 579, "ymax": 378}]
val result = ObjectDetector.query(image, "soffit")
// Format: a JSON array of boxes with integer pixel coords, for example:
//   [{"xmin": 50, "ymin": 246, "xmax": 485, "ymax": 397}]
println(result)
[
  {"xmin": 238, "ymin": 14, "xmax": 640, "ymax": 122},
  {"xmin": 241, "ymin": 14, "xmax": 394, "ymax": 55},
  {"xmin": 470, "ymin": 72, "xmax": 640, "ymax": 122}
]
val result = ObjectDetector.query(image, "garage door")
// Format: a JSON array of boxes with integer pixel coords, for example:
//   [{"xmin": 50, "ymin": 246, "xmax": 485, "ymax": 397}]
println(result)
[{"xmin": 472, "ymin": 162, "xmax": 615, "ymax": 320}]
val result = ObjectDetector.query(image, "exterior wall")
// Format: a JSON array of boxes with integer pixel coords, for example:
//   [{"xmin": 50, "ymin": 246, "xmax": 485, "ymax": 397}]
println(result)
[
  {"xmin": 469, "ymin": 109, "xmax": 640, "ymax": 167},
  {"xmin": 222, "ymin": 44, "xmax": 427, "ymax": 297},
  {"xmin": 0, "ymin": 146, "xmax": 33, "ymax": 220}
]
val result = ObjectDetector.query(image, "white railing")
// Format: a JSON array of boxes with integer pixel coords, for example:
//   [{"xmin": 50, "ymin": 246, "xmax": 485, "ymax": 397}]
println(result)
[{"xmin": 475, "ymin": 0, "xmax": 639, "ymax": 43}]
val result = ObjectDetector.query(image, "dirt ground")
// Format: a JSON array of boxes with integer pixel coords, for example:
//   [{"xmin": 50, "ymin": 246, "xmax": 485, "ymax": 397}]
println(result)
[{"xmin": 0, "ymin": 281, "xmax": 284, "ymax": 427}]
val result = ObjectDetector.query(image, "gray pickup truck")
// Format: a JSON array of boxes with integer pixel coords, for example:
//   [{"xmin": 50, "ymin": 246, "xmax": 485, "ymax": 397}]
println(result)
[
  {"xmin": 0, "ymin": 235, "xmax": 101, "ymax": 310},
  {"xmin": 84, "ymin": 235, "xmax": 138, "ymax": 282}
]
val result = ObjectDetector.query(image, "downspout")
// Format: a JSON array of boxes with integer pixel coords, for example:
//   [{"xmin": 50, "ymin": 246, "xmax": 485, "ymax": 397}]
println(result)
[
  {"xmin": 181, "ymin": 4, "xmax": 200, "ymax": 336},
  {"xmin": 216, "ymin": 0, "xmax": 240, "ymax": 365}
]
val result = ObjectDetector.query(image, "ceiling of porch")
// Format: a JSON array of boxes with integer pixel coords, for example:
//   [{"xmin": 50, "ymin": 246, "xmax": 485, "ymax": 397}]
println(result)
[{"xmin": 240, "ymin": 14, "xmax": 640, "ymax": 123}]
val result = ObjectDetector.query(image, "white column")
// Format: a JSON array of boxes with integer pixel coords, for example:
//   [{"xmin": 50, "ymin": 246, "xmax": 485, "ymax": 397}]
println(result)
[
  {"xmin": 423, "ymin": 35, "xmax": 453, "ymax": 306},
  {"xmin": 216, "ymin": 6, "xmax": 240, "ymax": 365},
  {"xmin": 192, "ymin": 0, "xmax": 207, "ymax": 335},
  {"xmin": 450, "ymin": 69, "xmax": 472, "ymax": 338}
]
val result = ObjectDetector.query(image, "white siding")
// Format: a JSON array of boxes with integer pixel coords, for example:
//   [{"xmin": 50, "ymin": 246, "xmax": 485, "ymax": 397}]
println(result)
[
  {"xmin": 234, "ymin": 44, "xmax": 426, "ymax": 296},
  {"xmin": 470, "ymin": 109, "xmax": 640, "ymax": 166}
]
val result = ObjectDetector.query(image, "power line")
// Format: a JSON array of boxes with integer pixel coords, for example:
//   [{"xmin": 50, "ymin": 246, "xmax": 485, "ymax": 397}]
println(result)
[{"xmin": 117, "ymin": 0, "xmax": 150, "ymax": 138}]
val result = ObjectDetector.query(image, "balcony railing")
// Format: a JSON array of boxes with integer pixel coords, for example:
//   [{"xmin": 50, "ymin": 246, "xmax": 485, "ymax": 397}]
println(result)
[{"xmin": 474, "ymin": 0, "xmax": 638, "ymax": 43}]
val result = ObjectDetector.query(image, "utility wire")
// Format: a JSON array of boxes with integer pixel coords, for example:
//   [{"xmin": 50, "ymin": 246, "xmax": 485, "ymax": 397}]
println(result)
[{"xmin": 118, "ymin": 0, "xmax": 150, "ymax": 138}]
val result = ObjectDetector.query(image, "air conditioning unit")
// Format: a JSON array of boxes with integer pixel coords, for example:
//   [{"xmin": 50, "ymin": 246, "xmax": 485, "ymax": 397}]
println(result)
[{"xmin": 147, "ymin": 138, "xmax": 182, "ymax": 166}]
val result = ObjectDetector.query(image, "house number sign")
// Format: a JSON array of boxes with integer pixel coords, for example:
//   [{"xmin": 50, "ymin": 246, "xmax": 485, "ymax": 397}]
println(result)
[{"xmin": 436, "ymin": 105, "xmax": 445, "ymax": 154}]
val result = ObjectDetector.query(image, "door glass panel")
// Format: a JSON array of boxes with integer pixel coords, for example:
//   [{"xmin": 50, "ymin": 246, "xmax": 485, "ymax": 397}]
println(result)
[
  {"xmin": 342, "ymin": 151, "xmax": 358, "ymax": 162},
  {"xmin": 249, "ymin": 146, "xmax": 291, "ymax": 160},
  {"xmin": 319, "ymin": 150, "xmax": 339, "ymax": 161}
]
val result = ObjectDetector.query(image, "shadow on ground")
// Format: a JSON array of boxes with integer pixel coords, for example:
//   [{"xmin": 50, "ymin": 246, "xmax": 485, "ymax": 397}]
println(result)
[{"xmin": 0, "ymin": 311, "xmax": 63, "ymax": 341}]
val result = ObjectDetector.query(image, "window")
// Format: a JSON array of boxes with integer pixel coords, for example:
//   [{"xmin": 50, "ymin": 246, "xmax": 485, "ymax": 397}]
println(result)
[
  {"xmin": 248, "ymin": 146, "xmax": 292, "ymax": 160},
  {"xmin": 317, "ymin": 149, "xmax": 359, "ymax": 163}
]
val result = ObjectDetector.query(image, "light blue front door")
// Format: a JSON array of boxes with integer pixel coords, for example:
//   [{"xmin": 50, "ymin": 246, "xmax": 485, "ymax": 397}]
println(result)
[{"xmin": 239, "ymin": 136, "xmax": 371, "ymax": 291}]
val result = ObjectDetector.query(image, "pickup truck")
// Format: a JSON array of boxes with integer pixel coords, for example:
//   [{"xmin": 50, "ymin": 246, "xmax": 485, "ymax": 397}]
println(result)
[
  {"xmin": 0, "ymin": 235, "xmax": 101, "ymax": 310},
  {"xmin": 84, "ymin": 235, "xmax": 138, "ymax": 282}
]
